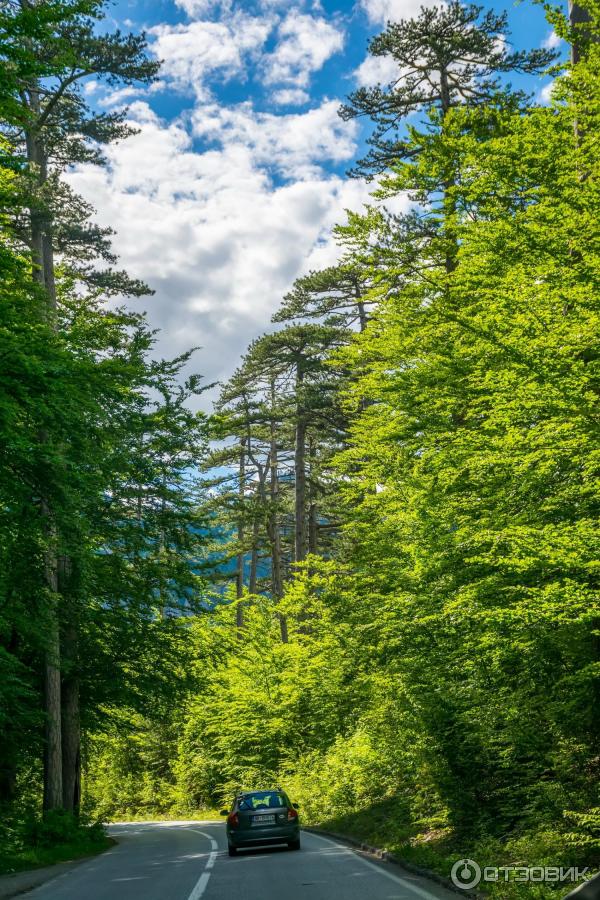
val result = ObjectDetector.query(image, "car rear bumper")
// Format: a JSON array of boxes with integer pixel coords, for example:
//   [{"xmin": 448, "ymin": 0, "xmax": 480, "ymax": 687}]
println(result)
[{"xmin": 228, "ymin": 824, "xmax": 300, "ymax": 847}]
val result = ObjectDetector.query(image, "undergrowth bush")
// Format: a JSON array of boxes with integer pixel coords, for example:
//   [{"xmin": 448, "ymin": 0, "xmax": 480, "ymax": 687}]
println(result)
[{"xmin": 0, "ymin": 807, "xmax": 108, "ymax": 875}]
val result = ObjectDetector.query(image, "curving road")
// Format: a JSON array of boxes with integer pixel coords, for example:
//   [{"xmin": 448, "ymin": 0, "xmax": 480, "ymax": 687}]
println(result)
[{"xmin": 22, "ymin": 821, "xmax": 459, "ymax": 900}]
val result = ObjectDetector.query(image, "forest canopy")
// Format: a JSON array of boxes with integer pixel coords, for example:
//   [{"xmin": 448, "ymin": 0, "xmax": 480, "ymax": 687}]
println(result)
[{"xmin": 0, "ymin": 0, "xmax": 598, "ymax": 895}]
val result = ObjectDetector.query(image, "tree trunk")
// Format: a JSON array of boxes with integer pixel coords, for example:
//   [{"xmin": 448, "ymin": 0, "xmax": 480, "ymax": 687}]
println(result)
[
  {"xmin": 0, "ymin": 767, "xmax": 17, "ymax": 804},
  {"xmin": 357, "ymin": 299, "xmax": 368, "ymax": 333},
  {"xmin": 439, "ymin": 66, "xmax": 459, "ymax": 276},
  {"xmin": 43, "ymin": 529, "xmax": 62, "ymax": 812},
  {"xmin": 294, "ymin": 368, "xmax": 307, "ymax": 564},
  {"xmin": 60, "ymin": 558, "xmax": 80, "ymax": 817},
  {"xmin": 569, "ymin": 1, "xmax": 592, "ymax": 64},
  {"xmin": 308, "ymin": 437, "xmax": 318, "ymax": 556},
  {"xmin": 354, "ymin": 279, "xmax": 368, "ymax": 333},
  {"xmin": 236, "ymin": 439, "xmax": 246, "ymax": 632},
  {"xmin": 26, "ymin": 104, "xmax": 64, "ymax": 813},
  {"xmin": 61, "ymin": 671, "xmax": 80, "ymax": 815},
  {"xmin": 249, "ymin": 517, "xmax": 259, "ymax": 594},
  {"xmin": 25, "ymin": 97, "xmax": 57, "ymax": 313},
  {"xmin": 249, "ymin": 460, "xmax": 268, "ymax": 595},
  {"xmin": 269, "ymin": 379, "xmax": 287, "ymax": 643},
  {"xmin": 43, "ymin": 642, "xmax": 63, "ymax": 811}
]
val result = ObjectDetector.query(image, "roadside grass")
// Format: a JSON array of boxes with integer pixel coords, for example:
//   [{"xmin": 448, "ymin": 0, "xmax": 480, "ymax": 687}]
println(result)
[
  {"xmin": 309, "ymin": 800, "xmax": 598, "ymax": 900},
  {"xmin": 0, "ymin": 839, "xmax": 114, "ymax": 876},
  {"xmin": 106, "ymin": 809, "xmax": 222, "ymax": 824},
  {"xmin": 0, "ymin": 823, "xmax": 112, "ymax": 876},
  {"xmin": 0, "ymin": 808, "xmax": 221, "ymax": 875}
]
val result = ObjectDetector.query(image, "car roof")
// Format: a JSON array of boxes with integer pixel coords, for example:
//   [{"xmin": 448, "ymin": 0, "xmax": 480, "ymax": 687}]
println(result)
[{"xmin": 237, "ymin": 788, "xmax": 284, "ymax": 796}]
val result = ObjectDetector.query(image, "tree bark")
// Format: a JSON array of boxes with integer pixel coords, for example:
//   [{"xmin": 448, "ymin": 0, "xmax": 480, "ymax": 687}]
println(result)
[
  {"xmin": 569, "ymin": 1, "xmax": 592, "ymax": 64},
  {"xmin": 269, "ymin": 379, "xmax": 287, "ymax": 643},
  {"xmin": 353, "ymin": 278, "xmax": 368, "ymax": 333},
  {"xmin": 249, "ymin": 457, "xmax": 268, "ymax": 595},
  {"xmin": 294, "ymin": 367, "xmax": 307, "ymax": 564},
  {"xmin": 25, "ymin": 93, "xmax": 57, "ymax": 312},
  {"xmin": 43, "ymin": 526, "xmax": 62, "ymax": 812},
  {"xmin": 236, "ymin": 439, "xmax": 246, "ymax": 632},
  {"xmin": 26, "ymin": 96, "xmax": 64, "ymax": 813},
  {"xmin": 43, "ymin": 638, "xmax": 63, "ymax": 812},
  {"xmin": 439, "ymin": 65, "xmax": 459, "ymax": 276},
  {"xmin": 61, "ymin": 669, "xmax": 80, "ymax": 814},
  {"xmin": 249, "ymin": 517, "xmax": 259, "ymax": 594},
  {"xmin": 60, "ymin": 557, "xmax": 80, "ymax": 817},
  {"xmin": 308, "ymin": 437, "xmax": 318, "ymax": 556},
  {"xmin": 357, "ymin": 299, "xmax": 368, "ymax": 333}
]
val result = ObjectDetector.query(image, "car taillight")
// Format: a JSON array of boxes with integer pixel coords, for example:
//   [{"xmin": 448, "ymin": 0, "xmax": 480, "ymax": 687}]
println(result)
[
  {"xmin": 227, "ymin": 812, "xmax": 239, "ymax": 827},
  {"xmin": 287, "ymin": 808, "xmax": 298, "ymax": 822}
]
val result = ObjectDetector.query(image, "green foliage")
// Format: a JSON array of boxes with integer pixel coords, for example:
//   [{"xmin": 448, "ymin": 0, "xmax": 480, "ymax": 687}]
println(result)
[
  {"xmin": 0, "ymin": 0, "xmax": 211, "ymax": 858},
  {"xmin": 2, "ymin": 0, "xmax": 599, "ymax": 896},
  {"xmin": 23, "ymin": 810, "xmax": 105, "ymax": 850},
  {"xmin": 339, "ymin": 1, "xmax": 556, "ymax": 178},
  {"xmin": 0, "ymin": 807, "xmax": 109, "ymax": 875},
  {"xmin": 173, "ymin": 593, "xmax": 360, "ymax": 803},
  {"xmin": 113, "ymin": 2, "xmax": 597, "ymax": 894},
  {"xmin": 83, "ymin": 716, "xmax": 184, "ymax": 819}
]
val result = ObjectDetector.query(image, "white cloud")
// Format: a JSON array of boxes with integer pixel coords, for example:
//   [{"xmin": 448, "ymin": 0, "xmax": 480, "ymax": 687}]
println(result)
[
  {"xmin": 542, "ymin": 30, "xmax": 562, "ymax": 49},
  {"xmin": 359, "ymin": 0, "xmax": 441, "ymax": 24},
  {"xmin": 493, "ymin": 33, "xmax": 509, "ymax": 55},
  {"xmin": 271, "ymin": 87, "xmax": 311, "ymax": 105},
  {"xmin": 99, "ymin": 85, "xmax": 143, "ymax": 107},
  {"xmin": 64, "ymin": 4, "xmax": 418, "ymax": 407},
  {"xmin": 258, "ymin": 0, "xmax": 306, "ymax": 7},
  {"xmin": 262, "ymin": 10, "xmax": 344, "ymax": 87},
  {"xmin": 175, "ymin": 0, "xmax": 233, "ymax": 17},
  {"xmin": 150, "ymin": 13, "xmax": 272, "ymax": 99},
  {"xmin": 354, "ymin": 53, "xmax": 400, "ymax": 87},
  {"xmin": 192, "ymin": 99, "xmax": 358, "ymax": 179},
  {"xmin": 66, "ymin": 102, "xmax": 382, "ymax": 407},
  {"xmin": 539, "ymin": 80, "xmax": 555, "ymax": 104}
]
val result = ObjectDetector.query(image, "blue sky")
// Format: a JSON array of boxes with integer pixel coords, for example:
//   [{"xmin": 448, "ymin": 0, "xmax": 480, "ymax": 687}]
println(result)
[{"xmin": 69, "ymin": 0, "xmax": 563, "ymax": 407}]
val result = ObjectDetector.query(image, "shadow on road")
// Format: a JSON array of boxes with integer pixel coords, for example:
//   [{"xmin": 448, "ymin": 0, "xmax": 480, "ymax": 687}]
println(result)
[{"xmin": 228, "ymin": 845, "xmax": 297, "ymax": 859}]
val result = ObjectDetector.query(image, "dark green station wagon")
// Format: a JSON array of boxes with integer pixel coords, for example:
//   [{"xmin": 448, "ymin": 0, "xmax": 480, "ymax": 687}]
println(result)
[{"xmin": 220, "ymin": 789, "xmax": 301, "ymax": 856}]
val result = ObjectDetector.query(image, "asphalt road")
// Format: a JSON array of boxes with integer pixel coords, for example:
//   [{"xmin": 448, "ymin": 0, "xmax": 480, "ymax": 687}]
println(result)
[{"xmin": 22, "ymin": 821, "xmax": 460, "ymax": 900}]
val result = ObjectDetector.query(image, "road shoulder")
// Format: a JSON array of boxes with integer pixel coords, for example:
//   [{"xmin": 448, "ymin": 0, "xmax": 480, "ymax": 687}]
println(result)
[
  {"xmin": 0, "ymin": 844, "xmax": 115, "ymax": 900},
  {"xmin": 303, "ymin": 826, "xmax": 479, "ymax": 898}
]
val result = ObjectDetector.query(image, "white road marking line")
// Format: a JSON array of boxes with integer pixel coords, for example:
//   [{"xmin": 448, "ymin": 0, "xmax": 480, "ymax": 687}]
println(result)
[
  {"xmin": 190, "ymin": 829, "xmax": 219, "ymax": 851},
  {"xmin": 110, "ymin": 820, "xmax": 218, "ymax": 827},
  {"xmin": 187, "ymin": 872, "xmax": 210, "ymax": 900},
  {"xmin": 186, "ymin": 828, "xmax": 220, "ymax": 899},
  {"xmin": 307, "ymin": 832, "xmax": 447, "ymax": 900}
]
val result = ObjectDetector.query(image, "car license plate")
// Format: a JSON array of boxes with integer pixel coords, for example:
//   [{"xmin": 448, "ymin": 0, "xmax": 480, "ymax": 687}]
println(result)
[{"xmin": 252, "ymin": 814, "xmax": 275, "ymax": 826}]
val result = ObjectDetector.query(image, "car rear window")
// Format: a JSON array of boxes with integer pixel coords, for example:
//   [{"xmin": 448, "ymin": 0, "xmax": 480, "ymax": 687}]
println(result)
[{"xmin": 238, "ymin": 791, "xmax": 287, "ymax": 810}]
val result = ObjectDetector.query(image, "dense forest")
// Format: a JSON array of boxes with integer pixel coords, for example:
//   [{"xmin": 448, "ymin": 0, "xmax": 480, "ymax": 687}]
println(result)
[{"xmin": 0, "ymin": 0, "xmax": 598, "ymax": 896}]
